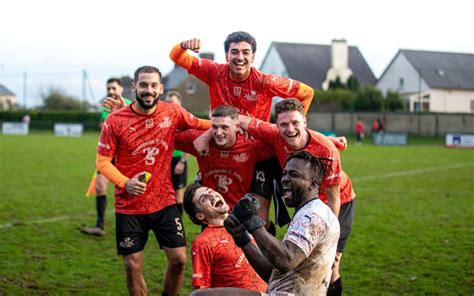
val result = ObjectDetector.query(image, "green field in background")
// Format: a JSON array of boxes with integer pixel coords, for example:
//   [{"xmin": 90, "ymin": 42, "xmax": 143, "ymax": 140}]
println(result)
[{"xmin": 0, "ymin": 132, "xmax": 473, "ymax": 295}]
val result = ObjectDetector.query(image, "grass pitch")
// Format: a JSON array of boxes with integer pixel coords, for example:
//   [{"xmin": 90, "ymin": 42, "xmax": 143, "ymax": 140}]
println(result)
[{"xmin": 0, "ymin": 132, "xmax": 473, "ymax": 295}]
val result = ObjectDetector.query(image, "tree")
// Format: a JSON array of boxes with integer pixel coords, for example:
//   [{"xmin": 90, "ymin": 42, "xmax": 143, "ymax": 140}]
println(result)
[
  {"xmin": 385, "ymin": 90, "xmax": 404, "ymax": 111},
  {"xmin": 328, "ymin": 77, "xmax": 345, "ymax": 90},
  {"xmin": 347, "ymin": 75, "xmax": 360, "ymax": 91},
  {"xmin": 40, "ymin": 86, "xmax": 93, "ymax": 110},
  {"xmin": 354, "ymin": 86, "xmax": 384, "ymax": 111}
]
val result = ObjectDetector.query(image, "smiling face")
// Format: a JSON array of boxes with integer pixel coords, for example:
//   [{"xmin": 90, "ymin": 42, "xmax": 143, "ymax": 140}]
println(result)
[
  {"xmin": 131, "ymin": 72, "xmax": 164, "ymax": 111},
  {"xmin": 281, "ymin": 158, "xmax": 316, "ymax": 208},
  {"xmin": 225, "ymin": 41, "xmax": 255, "ymax": 81},
  {"xmin": 193, "ymin": 187, "xmax": 230, "ymax": 223},
  {"xmin": 211, "ymin": 115, "xmax": 239, "ymax": 148},
  {"xmin": 106, "ymin": 81, "xmax": 123, "ymax": 100},
  {"xmin": 276, "ymin": 110, "xmax": 308, "ymax": 150}
]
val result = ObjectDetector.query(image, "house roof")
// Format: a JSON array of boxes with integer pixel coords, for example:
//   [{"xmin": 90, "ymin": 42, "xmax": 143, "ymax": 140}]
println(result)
[
  {"xmin": 267, "ymin": 42, "xmax": 377, "ymax": 90},
  {"xmin": 0, "ymin": 84, "xmax": 15, "ymax": 96},
  {"xmin": 163, "ymin": 65, "xmax": 189, "ymax": 90},
  {"xmin": 400, "ymin": 49, "xmax": 474, "ymax": 90}
]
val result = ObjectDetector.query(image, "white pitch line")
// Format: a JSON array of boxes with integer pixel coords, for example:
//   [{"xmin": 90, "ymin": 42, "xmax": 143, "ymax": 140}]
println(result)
[
  {"xmin": 351, "ymin": 162, "xmax": 474, "ymax": 182},
  {"xmin": 0, "ymin": 210, "xmax": 115, "ymax": 229},
  {"xmin": 2, "ymin": 162, "xmax": 473, "ymax": 229}
]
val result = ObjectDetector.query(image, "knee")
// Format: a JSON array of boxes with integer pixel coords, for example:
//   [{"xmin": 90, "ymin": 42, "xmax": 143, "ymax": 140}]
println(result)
[
  {"xmin": 168, "ymin": 253, "xmax": 186, "ymax": 272},
  {"xmin": 124, "ymin": 255, "xmax": 141, "ymax": 274}
]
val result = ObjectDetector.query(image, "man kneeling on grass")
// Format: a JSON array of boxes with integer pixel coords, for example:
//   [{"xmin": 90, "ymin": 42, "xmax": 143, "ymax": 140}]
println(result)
[
  {"xmin": 183, "ymin": 183, "xmax": 267, "ymax": 293},
  {"xmin": 191, "ymin": 151, "xmax": 340, "ymax": 296}
]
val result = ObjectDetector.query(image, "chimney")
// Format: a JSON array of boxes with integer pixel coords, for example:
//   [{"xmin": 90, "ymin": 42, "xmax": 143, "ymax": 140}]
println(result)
[
  {"xmin": 321, "ymin": 38, "xmax": 353, "ymax": 90},
  {"xmin": 331, "ymin": 39, "xmax": 349, "ymax": 70}
]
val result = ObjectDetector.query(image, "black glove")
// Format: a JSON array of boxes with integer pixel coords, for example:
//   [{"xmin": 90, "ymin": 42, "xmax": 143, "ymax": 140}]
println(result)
[
  {"xmin": 224, "ymin": 214, "xmax": 250, "ymax": 248},
  {"xmin": 233, "ymin": 194, "xmax": 266, "ymax": 233}
]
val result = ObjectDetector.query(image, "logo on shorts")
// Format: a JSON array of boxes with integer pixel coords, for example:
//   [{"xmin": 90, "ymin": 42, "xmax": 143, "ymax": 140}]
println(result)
[{"xmin": 119, "ymin": 237, "xmax": 135, "ymax": 248}]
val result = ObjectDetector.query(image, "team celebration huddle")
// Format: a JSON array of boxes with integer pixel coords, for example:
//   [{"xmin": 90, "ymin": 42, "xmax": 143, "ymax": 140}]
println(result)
[{"xmin": 83, "ymin": 31, "xmax": 356, "ymax": 296}]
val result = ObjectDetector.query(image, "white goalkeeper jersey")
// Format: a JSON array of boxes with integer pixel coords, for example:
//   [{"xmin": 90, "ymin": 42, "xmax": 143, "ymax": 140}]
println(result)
[{"xmin": 267, "ymin": 199, "xmax": 340, "ymax": 296}]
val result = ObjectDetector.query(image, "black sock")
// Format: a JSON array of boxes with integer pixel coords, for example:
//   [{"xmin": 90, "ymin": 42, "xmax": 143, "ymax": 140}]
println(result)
[
  {"xmin": 176, "ymin": 203, "xmax": 183, "ymax": 215},
  {"xmin": 96, "ymin": 195, "xmax": 106, "ymax": 229},
  {"xmin": 266, "ymin": 220, "xmax": 276, "ymax": 236},
  {"xmin": 327, "ymin": 277, "xmax": 343, "ymax": 296}
]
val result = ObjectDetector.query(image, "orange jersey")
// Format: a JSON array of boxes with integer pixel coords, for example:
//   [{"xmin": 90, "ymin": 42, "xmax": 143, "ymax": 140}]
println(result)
[
  {"xmin": 247, "ymin": 119, "xmax": 355, "ymax": 205},
  {"xmin": 98, "ymin": 102, "xmax": 208, "ymax": 214},
  {"xmin": 192, "ymin": 225, "xmax": 267, "ymax": 291},
  {"xmin": 171, "ymin": 44, "xmax": 312, "ymax": 121},
  {"xmin": 175, "ymin": 130, "xmax": 274, "ymax": 208}
]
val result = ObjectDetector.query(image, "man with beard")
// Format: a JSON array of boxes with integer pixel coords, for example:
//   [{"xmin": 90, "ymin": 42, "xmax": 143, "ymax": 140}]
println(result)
[
  {"xmin": 174, "ymin": 105, "xmax": 274, "ymax": 209},
  {"xmin": 81, "ymin": 78, "xmax": 131, "ymax": 237},
  {"xmin": 170, "ymin": 31, "xmax": 315, "ymax": 231},
  {"xmin": 96, "ymin": 66, "xmax": 210, "ymax": 296},
  {"xmin": 191, "ymin": 151, "xmax": 340, "ymax": 296},
  {"xmin": 239, "ymin": 99, "xmax": 356, "ymax": 296},
  {"xmin": 183, "ymin": 183, "xmax": 267, "ymax": 292}
]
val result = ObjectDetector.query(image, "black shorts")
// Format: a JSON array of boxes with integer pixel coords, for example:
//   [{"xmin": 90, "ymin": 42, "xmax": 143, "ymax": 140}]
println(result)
[
  {"xmin": 171, "ymin": 157, "xmax": 187, "ymax": 190},
  {"xmin": 337, "ymin": 199, "xmax": 355, "ymax": 253},
  {"xmin": 251, "ymin": 156, "xmax": 283, "ymax": 201},
  {"xmin": 115, "ymin": 205, "xmax": 186, "ymax": 256},
  {"xmin": 251, "ymin": 156, "xmax": 290, "ymax": 226}
]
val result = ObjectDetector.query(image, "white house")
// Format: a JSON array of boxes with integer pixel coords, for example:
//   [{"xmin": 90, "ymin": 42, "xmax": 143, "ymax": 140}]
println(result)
[
  {"xmin": 377, "ymin": 49, "xmax": 474, "ymax": 113},
  {"xmin": 0, "ymin": 84, "xmax": 16, "ymax": 110}
]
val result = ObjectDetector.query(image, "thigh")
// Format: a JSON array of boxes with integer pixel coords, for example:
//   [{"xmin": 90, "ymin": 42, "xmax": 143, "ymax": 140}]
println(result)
[
  {"xmin": 115, "ymin": 213, "xmax": 149, "ymax": 256},
  {"xmin": 151, "ymin": 205, "xmax": 187, "ymax": 249}
]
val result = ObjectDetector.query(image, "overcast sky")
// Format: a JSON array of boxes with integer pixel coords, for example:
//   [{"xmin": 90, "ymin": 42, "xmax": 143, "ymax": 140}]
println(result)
[{"xmin": 1, "ymin": 0, "xmax": 473, "ymax": 108}]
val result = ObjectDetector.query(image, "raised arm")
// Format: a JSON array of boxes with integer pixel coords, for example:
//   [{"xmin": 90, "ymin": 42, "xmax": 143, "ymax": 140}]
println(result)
[
  {"xmin": 295, "ymin": 82, "xmax": 314, "ymax": 115},
  {"xmin": 169, "ymin": 38, "xmax": 201, "ymax": 70},
  {"xmin": 224, "ymin": 214, "xmax": 274, "ymax": 282}
]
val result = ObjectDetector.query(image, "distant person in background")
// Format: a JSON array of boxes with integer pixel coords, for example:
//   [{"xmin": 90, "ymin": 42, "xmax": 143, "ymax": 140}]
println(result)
[
  {"xmin": 372, "ymin": 118, "xmax": 384, "ymax": 133},
  {"xmin": 22, "ymin": 114, "xmax": 31, "ymax": 124},
  {"xmin": 165, "ymin": 90, "xmax": 188, "ymax": 215},
  {"xmin": 81, "ymin": 78, "xmax": 131, "ymax": 237},
  {"xmin": 355, "ymin": 120, "xmax": 365, "ymax": 145}
]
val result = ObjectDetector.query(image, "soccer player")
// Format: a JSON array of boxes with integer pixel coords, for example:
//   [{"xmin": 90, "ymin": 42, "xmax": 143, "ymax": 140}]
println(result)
[
  {"xmin": 96, "ymin": 66, "xmax": 210, "ymax": 296},
  {"xmin": 183, "ymin": 183, "xmax": 267, "ymax": 292},
  {"xmin": 191, "ymin": 151, "xmax": 340, "ymax": 296},
  {"xmin": 239, "ymin": 99, "xmax": 356, "ymax": 295},
  {"xmin": 81, "ymin": 78, "xmax": 131, "ymax": 237},
  {"xmin": 164, "ymin": 90, "xmax": 188, "ymax": 215},
  {"xmin": 170, "ymin": 31, "xmax": 314, "ymax": 228},
  {"xmin": 174, "ymin": 105, "xmax": 274, "ymax": 209}
]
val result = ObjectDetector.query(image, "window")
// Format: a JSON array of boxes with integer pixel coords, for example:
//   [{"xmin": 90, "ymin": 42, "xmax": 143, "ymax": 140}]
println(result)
[
  {"xmin": 186, "ymin": 82, "xmax": 196, "ymax": 94},
  {"xmin": 399, "ymin": 77, "xmax": 404, "ymax": 89}
]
